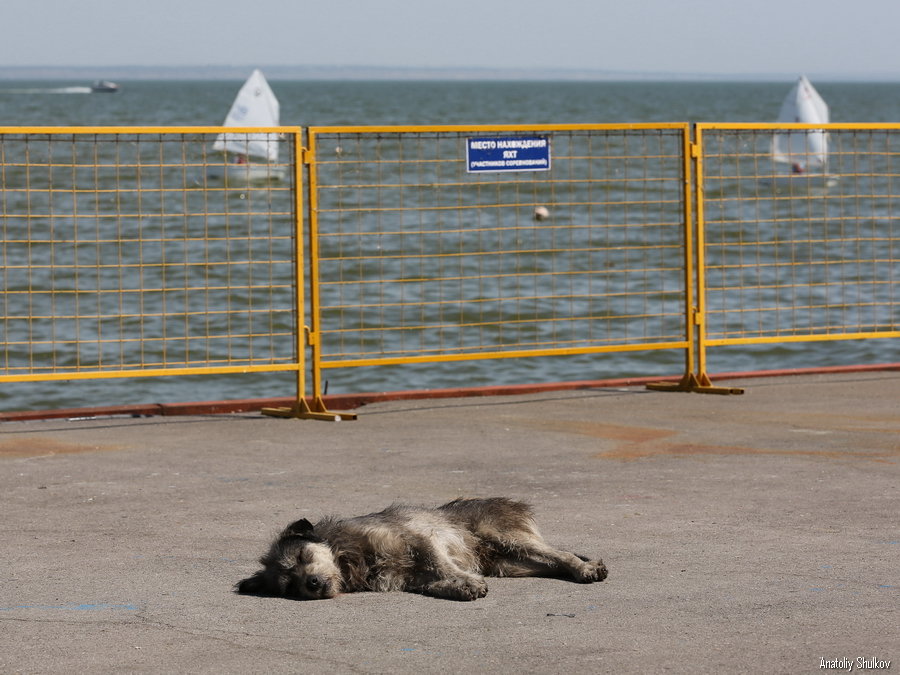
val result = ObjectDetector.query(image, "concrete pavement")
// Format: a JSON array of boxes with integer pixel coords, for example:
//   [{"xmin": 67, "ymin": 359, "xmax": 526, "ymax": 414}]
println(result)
[{"xmin": 1, "ymin": 370, "xmax": 898, "ymax": 673}]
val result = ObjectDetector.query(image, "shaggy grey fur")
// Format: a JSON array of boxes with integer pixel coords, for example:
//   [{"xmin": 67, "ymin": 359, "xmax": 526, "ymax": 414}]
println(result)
[{"xmin": 236, "ymin": 497, "xmax": 607, "ymax": 601}]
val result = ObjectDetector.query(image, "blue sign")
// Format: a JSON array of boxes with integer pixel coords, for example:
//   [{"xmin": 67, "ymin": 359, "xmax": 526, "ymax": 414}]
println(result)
[{"xmin": 466, "ymin": 137, "xmax": 551, "ymax": 173}]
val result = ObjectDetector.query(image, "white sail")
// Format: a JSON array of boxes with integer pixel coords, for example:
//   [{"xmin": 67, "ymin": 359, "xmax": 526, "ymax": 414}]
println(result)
[
  {"xmin": 212, "ymin": 69, "xmax": 280, "ymax": 162},
  {"xmin": 772, "ymin": 75, "xmax": 829, "ymax": 172}
]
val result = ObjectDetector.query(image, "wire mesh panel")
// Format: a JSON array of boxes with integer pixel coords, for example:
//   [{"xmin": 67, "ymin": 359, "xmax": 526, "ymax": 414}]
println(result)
[
  {"xmin": 307, "ymin": 124, "xmax": 691, "ymax": 386},
  {"xmin": 0, "ymin": 128, "xmax": 301, "ymax": 384},
  {"xmin": 698, "ymin": 124, "xmax": 900, "ymax": 349}
]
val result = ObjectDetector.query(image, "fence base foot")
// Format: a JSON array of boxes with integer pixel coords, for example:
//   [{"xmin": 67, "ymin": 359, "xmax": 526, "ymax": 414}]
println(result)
[
  {"xmin": 261, "ymin": 397, "xmax": 358, "ymax": 421},
  {"xmin": 646, "ymin": 373, "xmax": 744, "ymax": 395}
]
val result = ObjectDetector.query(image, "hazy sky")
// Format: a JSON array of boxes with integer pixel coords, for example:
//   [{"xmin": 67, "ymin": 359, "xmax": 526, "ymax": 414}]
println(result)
[{"xmin": 5, "ymin": 0, "xmax": 899, "ymax": 78}]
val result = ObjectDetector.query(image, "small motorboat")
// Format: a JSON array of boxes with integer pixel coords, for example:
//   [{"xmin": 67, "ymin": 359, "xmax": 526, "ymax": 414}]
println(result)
[{"xmin": 91, "ymin": 80, "xmax": 120, "ymax": 93}]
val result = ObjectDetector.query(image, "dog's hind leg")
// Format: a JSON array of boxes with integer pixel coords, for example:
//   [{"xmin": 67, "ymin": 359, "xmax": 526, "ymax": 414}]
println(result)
[
  {"xmin": 492, "ymin": 546, "xmax": 607, "ymax": 583},
  {"xmin": 548, "ymin": 549, "xmax": 607, "ymax": 582},
  {"xmin": 485, "ymin": 526, "xmax": 608, "ymax": 583},
  {"xmin": 572, "ymin": 553, "xmax": 608, "ymax": 582}
]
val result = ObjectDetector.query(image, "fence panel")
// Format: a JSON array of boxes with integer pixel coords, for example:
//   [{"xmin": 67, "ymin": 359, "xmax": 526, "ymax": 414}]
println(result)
[
  {"xmin": 306, "ymin": 124, "xmax": 693, "ymax": 398},
  {"xmin": 695, "ymin": 124, "xmax": 900, "ymax": 372},
  {"xmin": 0, "ymin": 128, "xmax": 303, "ymax": 391}
]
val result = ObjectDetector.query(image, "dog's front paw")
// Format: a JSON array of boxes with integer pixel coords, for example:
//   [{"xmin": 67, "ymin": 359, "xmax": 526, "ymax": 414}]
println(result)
[
  {"xmin": 457, "ymin": 576, "xmax": 489, "ymax": 600},
  {"xmin": 423, "ymin": 576, "xmax": 489, "ymax": 601},
  {"xmin": 575, "ymin": 559, "xmax": 608, "ymax": 583}
]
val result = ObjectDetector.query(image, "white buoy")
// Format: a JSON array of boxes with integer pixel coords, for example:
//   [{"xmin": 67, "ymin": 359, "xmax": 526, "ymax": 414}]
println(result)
[{"xmin": 533, "ymin": 206, "xmax": 550, "ymax": 221}]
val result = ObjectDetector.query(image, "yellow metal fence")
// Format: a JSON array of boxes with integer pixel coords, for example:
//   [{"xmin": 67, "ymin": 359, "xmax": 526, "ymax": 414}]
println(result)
[
  {"xmin": 1, "ymin": 124, "xmax": 898, "ymax": 416},
  {"xmin": 304, "ymin": 124, "xmax": 694, "ymax": 404},
  {"xmin": 0, "ymin": 128, "xmax": 304, "ymax": 390},
  {"xmin": 693, "ymin": 123, "xmax": 900, "ymax": 382}
]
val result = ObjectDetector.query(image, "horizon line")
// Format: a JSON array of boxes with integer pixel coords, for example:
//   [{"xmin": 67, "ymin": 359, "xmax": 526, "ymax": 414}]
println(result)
[{"xmin": 1, "ymin": 64, "xmax": 899, "ymax": 83}]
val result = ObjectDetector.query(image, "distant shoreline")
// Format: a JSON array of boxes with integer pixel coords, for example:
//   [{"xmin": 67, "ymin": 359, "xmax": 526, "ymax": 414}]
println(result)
[{"xmin": 1, "ymin": 65, "xmax": 896, "ymax": 83}]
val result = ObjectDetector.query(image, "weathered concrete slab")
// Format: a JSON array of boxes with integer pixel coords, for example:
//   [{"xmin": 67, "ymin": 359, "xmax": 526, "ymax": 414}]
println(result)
[{"xmin": 1, "ymin": 371, "xmax": 898, "ymax": 673}]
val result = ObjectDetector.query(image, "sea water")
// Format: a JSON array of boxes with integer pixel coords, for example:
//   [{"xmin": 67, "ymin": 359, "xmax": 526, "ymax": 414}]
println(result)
[{"xmin": 1, "ymin": 79, "xmax": 899, "ymax": 410}]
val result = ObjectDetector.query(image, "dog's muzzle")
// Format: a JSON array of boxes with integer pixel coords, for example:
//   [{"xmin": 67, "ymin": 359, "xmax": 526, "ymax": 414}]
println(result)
[{"xmin": 304, "ymin": 575, "xmax": 335, "ymax": 599}]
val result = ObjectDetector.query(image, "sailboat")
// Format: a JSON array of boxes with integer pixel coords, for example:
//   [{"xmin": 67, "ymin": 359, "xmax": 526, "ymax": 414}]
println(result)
[
  {"xmin": 770, "ymin": 75, "xmax": 837, "ymax": 189},
  {"xmin": 211, "ymin": 69, "xmax": 285, "ymax": 183}
]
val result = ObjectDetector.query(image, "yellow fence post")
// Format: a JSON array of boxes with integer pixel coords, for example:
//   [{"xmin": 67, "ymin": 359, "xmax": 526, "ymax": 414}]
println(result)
[
  {"xmin": 262, "ymin": 130, "xmax": 356, "ymax": 421},
  {"xmin": 688, "ymin": 124, "xmax": 744, "ymax": 394},
  {"xmin": 649, "ymin": 124, "xmax": 745, "ymax": 395}
]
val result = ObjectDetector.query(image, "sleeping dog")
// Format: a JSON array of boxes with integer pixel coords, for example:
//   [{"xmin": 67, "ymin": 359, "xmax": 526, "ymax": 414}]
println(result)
[{"xmin": 236, "ymin": 497, "xmax": 607, "ymax": 601}]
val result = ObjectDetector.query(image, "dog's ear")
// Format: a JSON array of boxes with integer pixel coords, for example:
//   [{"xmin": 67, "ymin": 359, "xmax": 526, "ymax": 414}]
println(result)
[
  {"xmin": 235, "ymin": 571, "xmax": 267, "ymax": 595},
  {"xmin": 284, "ymin": 518, "xmax": 315, "ymax": 537}
]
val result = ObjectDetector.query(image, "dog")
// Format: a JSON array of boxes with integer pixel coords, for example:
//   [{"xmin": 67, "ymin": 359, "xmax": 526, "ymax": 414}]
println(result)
[{"xmin": 236, "ymin": 497, "xmax": 607, "ymax": 601}]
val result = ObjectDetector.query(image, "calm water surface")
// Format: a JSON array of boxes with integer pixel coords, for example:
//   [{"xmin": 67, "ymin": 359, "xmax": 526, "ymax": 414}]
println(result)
[{"xmin": 1, "ymin": 80, "xmax": 898, "ymax": 410}]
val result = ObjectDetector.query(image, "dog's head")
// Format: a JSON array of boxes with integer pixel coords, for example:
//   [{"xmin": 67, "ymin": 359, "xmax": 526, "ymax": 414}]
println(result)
[{"xmin": 236, "ymin": 518, "xmax": 342, "ymax": 600}]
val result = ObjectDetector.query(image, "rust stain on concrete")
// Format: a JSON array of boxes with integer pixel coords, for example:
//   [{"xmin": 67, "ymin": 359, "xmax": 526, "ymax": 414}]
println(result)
[
  {"xmin": 519, "ymin": 418, "xmax": 895, "ymax": 463},
  {"xmin": 524, "ymin": 419, "xmax": 675, "ymax": 444},
  {"xmin": 0, "ymin": 437, "xmax": 125, "ymax": 459},
  {"xmin": 600, "ymin": 441, "xmax": 894, "ymax": 463}
]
